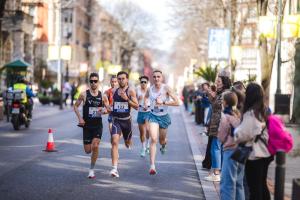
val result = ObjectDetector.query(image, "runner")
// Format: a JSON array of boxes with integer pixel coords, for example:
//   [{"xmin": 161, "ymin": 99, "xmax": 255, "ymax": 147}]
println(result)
[
  {"xmin": 73, "ymin": 72, "xmax": 106, "ymax": 178},
  {"xmin": 104, "ymin": 75, "xmax": 118, "ymax": 133},
  {"xmin": 136, "ymin": 75, "xmax": 150, "ymax": 157},
  {"xmin": 103, "ymin": 71, "xmax": 138, "ymax": 178},
  {"xmin": 145, "ymin": 70, "xmax": 179, "ymax": 175}
]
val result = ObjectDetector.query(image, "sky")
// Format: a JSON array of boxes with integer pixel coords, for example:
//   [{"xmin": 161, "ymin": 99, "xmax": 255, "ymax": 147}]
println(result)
[{"xmin": 99, "ymin": 0, "xmax": 178, "ymax": 52}]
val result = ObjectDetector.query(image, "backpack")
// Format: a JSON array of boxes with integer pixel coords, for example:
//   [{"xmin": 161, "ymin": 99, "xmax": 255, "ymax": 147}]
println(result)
[{"xmin": 267, "ymin": 115, "xmax": 293, "ymax": 155}]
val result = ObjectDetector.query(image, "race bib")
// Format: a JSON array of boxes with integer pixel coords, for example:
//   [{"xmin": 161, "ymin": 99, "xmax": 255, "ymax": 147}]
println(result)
[
  {"xmin": 88, "ymin": 107, "xmax": 101, "ymax": 118},
  {"xmin": 114, "ymin": 102, "xmax": 129, "ymax": 112},
  {"xmin": 153, "ymin": 106, "xmax": 163, "ymax": 113}
]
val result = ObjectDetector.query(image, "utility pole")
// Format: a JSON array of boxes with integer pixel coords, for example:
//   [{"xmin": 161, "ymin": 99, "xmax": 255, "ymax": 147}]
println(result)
[
  {"xmin": 57, "ymin": 0, "xmax": 63, "ymax": 110},
  {"xmin": 276, "ymin": 0, "xmax": 282, "ymax": 94}
]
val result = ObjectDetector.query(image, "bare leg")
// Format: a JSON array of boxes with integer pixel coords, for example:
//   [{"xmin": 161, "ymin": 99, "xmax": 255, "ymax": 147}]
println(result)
[
  {"xmin": 90, "ymin": 138, "xmax": 100, "ymax": 169},
  {"xmin": 149, "ymin": 122, "xmax": 159, "ymax": 166},
  {"xmin": 159, "ymin": 128, "xmax": 167, "ymax": 146},
  {"xmin": 111, "ymin": 134, "xmax": 120, "ymax": 167}
]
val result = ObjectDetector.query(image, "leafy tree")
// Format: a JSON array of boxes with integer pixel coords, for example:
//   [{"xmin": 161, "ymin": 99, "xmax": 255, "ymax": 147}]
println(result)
[{"xmin": 194, "ymin": 64, "xmax": 218, "ymax": 83}]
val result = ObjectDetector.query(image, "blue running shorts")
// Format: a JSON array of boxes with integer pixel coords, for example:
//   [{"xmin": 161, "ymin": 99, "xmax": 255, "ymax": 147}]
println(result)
[
  {"xmin": 148, "ymin": 113, "xmax": 171, "ymax": 129},
  {"xmin": 137, "ymin": 111, "xmax": 150, "ymax": 124}
]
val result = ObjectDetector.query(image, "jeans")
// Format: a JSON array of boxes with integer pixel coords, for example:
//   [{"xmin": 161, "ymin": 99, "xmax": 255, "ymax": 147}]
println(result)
[
  {"xmin": 211, "ymin": 137, "xmax": 222, "ymax": 169},
  {"xmin": 220, "ymin": 149, "xmax": 245, "ymax": 200},
  {"xmin": 204, "ymin": 105, "xmax": 212, "ymax": 126}
]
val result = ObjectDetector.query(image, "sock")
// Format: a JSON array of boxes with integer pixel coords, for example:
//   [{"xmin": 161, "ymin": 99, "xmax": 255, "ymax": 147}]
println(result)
[
  {"xmin": 112, "ymin": 165, "xmax": 117, "ymax": 170},
  {"xmin": 162, "ymin": 143, "xmax": 166, "ymax": 148},
  {"xmin": 146, "ymin": 139, "xmax": 150, "ymax": 148},
  {"xmin": 150, "ymin": 164, "xmax": 155, "ymax": 169},
  {"xmin": 142, "ymin": 142, "xmax": 146, "ymax": 150}
]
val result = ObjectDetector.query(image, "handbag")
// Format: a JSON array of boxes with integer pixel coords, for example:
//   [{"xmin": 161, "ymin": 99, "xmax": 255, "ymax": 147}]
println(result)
[
  {"xmin": 231, "ymin": 127, "xmax": 266, "ymax": 164},
  {"xmin": 230, "ymin": 144, "xmax": 252, "ymax": 164}
]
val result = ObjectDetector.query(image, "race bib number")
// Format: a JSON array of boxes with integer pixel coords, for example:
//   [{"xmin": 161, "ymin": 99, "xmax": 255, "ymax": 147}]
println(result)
[
  {"xmin": 114, "ymin": 102, "xmax": 129, "ymax": 113},
  {"xmin": 88, "ymin": 107, "xmax": 101, "ymax": 118},
  {"xmin": 153, "ymin": 106, "xmax": 163, "ymax": 113}
]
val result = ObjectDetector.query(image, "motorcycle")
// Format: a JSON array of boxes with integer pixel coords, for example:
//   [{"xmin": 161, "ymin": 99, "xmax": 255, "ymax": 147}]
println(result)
[{"xmin": 6, "ymin": 90, "xmax": 30, "ymax": 130}]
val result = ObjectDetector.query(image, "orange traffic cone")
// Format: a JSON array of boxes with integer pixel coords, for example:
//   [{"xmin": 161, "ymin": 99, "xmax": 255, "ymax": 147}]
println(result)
[{"xmin": 44, "ymin": 128, "xmax": 57, "ymax": 152}]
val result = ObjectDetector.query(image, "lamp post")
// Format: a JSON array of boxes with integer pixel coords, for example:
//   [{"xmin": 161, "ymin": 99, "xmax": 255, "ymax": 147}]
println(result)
[
  {"xmin": 57, "ymin": 0, "xmax": 63, "ymax": 110},
  {"xmin": 276, "ymin": 0, "xmax": 282, "ymax": 95}
]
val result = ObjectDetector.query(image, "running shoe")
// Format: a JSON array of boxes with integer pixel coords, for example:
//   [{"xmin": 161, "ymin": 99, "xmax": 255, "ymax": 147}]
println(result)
[
  {"xmin": 140, "ymin": 148, "xmax": 146, "ymax": 157},
  {"xmin": 149, "ymin": 166, "xmax": 157, "ymax": 175},
  {"xmin": 146, "ymin": 147, "xmax": 150, "ymax": 154},
  {"xmin": 204, "ymin": 173, "xmax": 221, "ymax": 182},
  {"xmin": 87, "ymin": 169, "xmax": 95, "ymax": 179},
  {"xmin": 109, "ymin": 168, "xmax": 119, "ymax": 178},
  {"xmin": 160, "ymin": 145, "xmax": 167, "ymax": 155}
]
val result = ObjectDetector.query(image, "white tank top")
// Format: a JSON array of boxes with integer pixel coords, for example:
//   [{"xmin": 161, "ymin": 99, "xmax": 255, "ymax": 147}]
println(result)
[
  {"xmin": 149, "ymin": 84, "xmax": 169, "ymax": 116},
  {"xmin": 136, "ymin": 87, "xmax": 150, "ymax": 112}
]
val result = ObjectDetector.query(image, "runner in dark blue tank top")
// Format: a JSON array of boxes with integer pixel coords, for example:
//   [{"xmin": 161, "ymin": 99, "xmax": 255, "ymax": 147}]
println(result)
[
  {"xmin": 74, "ymin": 73, "xmax": 107, "ymax": 179},
  {"xmin": 103, "ymin": 71, "xmax": 138, "ymax": 178}
]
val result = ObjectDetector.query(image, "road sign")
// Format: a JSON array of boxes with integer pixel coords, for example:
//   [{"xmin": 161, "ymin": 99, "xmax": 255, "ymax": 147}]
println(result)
[{"xmin": 208, "ymin": 28, "xmax": 230, "ymax": 60}]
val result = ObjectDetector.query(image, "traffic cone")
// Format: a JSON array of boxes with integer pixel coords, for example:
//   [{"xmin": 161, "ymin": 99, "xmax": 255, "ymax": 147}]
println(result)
[{"xmin": 44, "ymin": 128, "xmax": 57, "ymax": 152}]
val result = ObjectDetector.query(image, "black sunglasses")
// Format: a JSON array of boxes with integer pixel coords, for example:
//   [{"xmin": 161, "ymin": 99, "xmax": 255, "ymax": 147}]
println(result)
[
  {"xmin": 140, "ymin": 81, "xmax": 147, "ymax": 84},
  {"xmin": 89, "ymin": 80, "xmax": 98, "ymax": 84}
]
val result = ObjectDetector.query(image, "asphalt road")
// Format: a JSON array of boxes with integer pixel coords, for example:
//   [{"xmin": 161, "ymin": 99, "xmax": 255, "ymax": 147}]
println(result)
[{"xmin": 0, "ymin": 105, "xmax": 205, "ymax": 200}]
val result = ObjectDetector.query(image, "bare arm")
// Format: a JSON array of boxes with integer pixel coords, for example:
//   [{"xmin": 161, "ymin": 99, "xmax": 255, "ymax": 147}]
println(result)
[
  {"xmin": 165, "ymin": 86, "xmax": 179, "ymax": 106},
  {"xmin": 102, "ymin": 94, "xmax": 111, "ymax": 113},
  {"xmin": 73, "ymin": 92, "xmax": 85, "ymax": 125},
  {"xmin": 128, "ymin": 88, "xmax": 139, "ymax": 110}
]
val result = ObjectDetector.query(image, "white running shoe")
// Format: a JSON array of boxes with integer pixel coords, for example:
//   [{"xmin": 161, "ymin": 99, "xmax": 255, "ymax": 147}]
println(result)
[
  {"xmin": 87, "ymin": 169, "xmax": 95, "ymax": 179},
  {"xmin": 146, "ymin": 147, "xmax": 150, "ymax": 154},
  {"xmin": 109, "ymin": 168, "xmax": 119, "ymax": 178},
  {"xmin": 204, "ymin": 173, "xmax": 221, "ymax": 182}
]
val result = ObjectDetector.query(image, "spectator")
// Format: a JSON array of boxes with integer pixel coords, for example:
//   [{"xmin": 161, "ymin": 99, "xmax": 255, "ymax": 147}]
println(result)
[
  {"xmin": 234, "ymin": 82, "xmax": 273, "ymax": 200},
  {"xmin": 63, "ymin": 81, "xmax": 72, "ymax": 106}
]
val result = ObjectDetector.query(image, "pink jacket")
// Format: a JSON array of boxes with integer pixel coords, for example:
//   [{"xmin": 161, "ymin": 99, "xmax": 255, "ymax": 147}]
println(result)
[{"xmin": 218, "ymin": 112, "xmax": 241, "ymax": 150}]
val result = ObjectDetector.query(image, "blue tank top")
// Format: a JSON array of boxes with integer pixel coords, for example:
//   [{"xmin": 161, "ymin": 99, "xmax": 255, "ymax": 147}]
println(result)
[{"xmin": 112, "ymin": 88, "xmax": 131, "ymax": 118}]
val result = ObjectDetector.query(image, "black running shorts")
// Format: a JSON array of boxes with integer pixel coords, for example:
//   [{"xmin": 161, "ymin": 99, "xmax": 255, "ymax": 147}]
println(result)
[{"xmin": 83, "ymin": 126, "xmax": 103, "ymax": 145}]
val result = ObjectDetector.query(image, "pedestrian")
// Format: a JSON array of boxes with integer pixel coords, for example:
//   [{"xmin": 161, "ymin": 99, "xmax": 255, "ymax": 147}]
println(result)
[
  {"xmin": 145, "ymin": 70, "xmax": 179, "ymax": 175},
  {"xmin": 70, "ymin": 82, "xmax": 77, "ymax": 106},
  {"xmin": 73, "ymin": 72, "xmax": 107, "ymax": 178},
  {"xmin": 103, "ymin": 71, "xmax": 138, "ymax": 178},
  {"xmin": 182, "ymin": 85, "xmax": 189, "ymax": 111},
  {"xmin": 63, "ymin": 81, "xmax": 72, "ymax": 106},
  {"xmin": 234, "ymin": 82, "xmax": 273, "ymax": 200},
  {"xmin": 104, "ymin": 75, "xmax": 118, "ymax": 133},
  {"xmin": 204, "ymin": 70, "xmax": 232, "ymax": 182},
  {"xmin": 136, "ymin": 75, "xmax": 150, "ymax": 157},
  {"xmin": 201, "ymin": 82, "xmax": 212, "ymax": 134},
  {"xmin": 218, "ymin": 90, "xmax": 244, "ymax": 200}
]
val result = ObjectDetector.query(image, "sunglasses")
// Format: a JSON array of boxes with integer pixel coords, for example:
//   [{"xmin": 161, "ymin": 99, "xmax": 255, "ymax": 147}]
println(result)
[
  {"xmin": 89, "ymin": 80, "xmax": 98, "ymax": 84},
  {"xmin": 153, "ymin": 76, "xmax": 161, "ymax": 78},
  {"xmin": 118, "ymin": 78, "xmax": 126, "ymax": 80},
  {"xmin": 140, "ymin": 81, "xmax": 147, "ymax": 84}
]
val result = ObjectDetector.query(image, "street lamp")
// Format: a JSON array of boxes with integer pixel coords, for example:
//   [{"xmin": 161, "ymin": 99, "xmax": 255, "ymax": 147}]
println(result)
[{"xmin": 276, "ymin": 0, "xmax": 282, "ymax": 95}]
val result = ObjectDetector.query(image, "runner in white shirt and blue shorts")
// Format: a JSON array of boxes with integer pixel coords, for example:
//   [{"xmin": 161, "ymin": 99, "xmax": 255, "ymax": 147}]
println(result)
[{"xmin": 145, "ymin": 70, "xmax": 179, "ymax": 175}]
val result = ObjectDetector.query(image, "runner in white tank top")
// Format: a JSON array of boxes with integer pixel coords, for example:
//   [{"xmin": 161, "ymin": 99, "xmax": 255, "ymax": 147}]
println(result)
[
  {"xmin": 136, "ymin": 76, "xmax": 151, "ymax": 157},
  {"xmin": 145, "ymin": 70, "xmax": 179, "ymax": 175}
]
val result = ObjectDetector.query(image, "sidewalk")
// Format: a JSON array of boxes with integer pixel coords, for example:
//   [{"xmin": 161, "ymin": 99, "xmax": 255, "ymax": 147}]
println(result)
[{"xmin": 181, "ymin": 106, "xmax": 300, "ymax": 200}]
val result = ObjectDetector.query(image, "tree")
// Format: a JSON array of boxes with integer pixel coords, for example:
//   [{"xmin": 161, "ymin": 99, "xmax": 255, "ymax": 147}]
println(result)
[{"xmin": 194, "ymin": 65, "xmax": 218, "ymax": 83}]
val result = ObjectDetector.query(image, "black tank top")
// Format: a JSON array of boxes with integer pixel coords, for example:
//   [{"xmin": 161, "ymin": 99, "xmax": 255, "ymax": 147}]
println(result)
[
  {"xmin": 112, "ymin": 88, "xmax": 131, "ymax": 118},
  {"xmin": 83, "ymin": 90, "xmax": 103, "ymax": 127}
]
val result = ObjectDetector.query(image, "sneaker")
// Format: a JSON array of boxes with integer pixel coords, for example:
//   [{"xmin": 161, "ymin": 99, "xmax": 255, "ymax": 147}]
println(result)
[
  {"xmin": 87, "ymin": 169, "xmax": 95, "ymax": 179},
  {"xmin": 204, "ymin": 173, "xmax": 221, "ymax": 182},
  {"xmin": 149, "ymin": 167, "xmax": 157, "ymax": 175},
  {"xmin": 146, "ymin": 147, "xmax": 150, "ymax": 154},
  {"xmin": 140, "ymin": 148, "xmax": 146, "ymax": 157},
  {"xmin": 160, "ymin": 145, "xmax": 167, "ymax": 155},
  {"xmin": 109, "ymin": 168, "xmax": 119, "ymax": 178}
]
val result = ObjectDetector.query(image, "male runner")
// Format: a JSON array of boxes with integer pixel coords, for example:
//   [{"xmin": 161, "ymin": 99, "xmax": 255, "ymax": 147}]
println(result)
[
  {"xmin": 136, "ymin": 76, "xmax": 150, "ymax": 157},
  {"xmin": 103, "ymin": 71, "xmax": 138, "ymax": 178},
  {"xmin": 145, "ymin": 70, "xmax": 179, "ymax": 175},
  {"xmin": 104, "ymin": 75, "xmax": 118, "ymax": 132},
  {"xmin": 73, "ymin": 72, "xmax": 106, "ymax": 178}
]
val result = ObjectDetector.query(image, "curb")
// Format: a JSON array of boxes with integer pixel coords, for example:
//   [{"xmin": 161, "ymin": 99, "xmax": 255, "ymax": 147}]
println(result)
[{"xmin": 181, "ymin": 107, "xmax": 220, "ymax": 200}]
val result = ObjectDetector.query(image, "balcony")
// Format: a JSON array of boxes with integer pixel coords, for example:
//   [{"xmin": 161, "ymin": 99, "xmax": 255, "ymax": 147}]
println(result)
[{"xmin": 1, "ymin": 10, "xmax": 34, "ymax": 34}]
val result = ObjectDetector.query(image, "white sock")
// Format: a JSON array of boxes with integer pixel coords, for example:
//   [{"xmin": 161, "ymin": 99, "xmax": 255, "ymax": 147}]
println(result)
[
  {"xmin": 146, "ymin": 139, "xmax": 150, "ymax": 148},
  {"xmin": 112, "ymin": 165, "xmax": 117, "ymax": 170},
  {"xmin": 142, "ymin": 142, "xmax": 146, "ymax": 149},
  {"xmin": 150, "ymin": 164, "xmax": 155, "ymax": 169}
]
